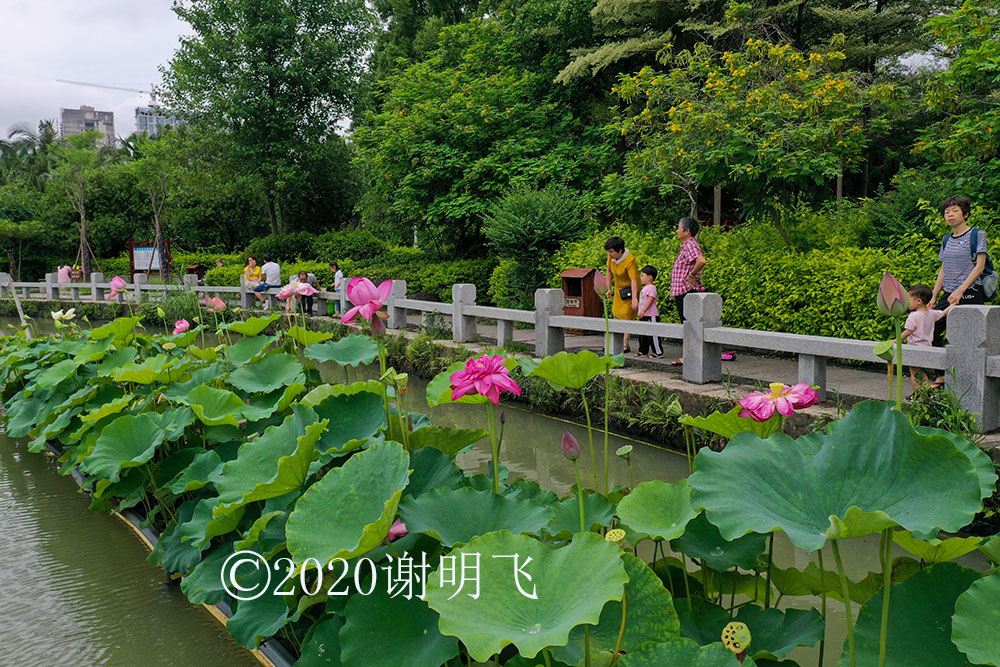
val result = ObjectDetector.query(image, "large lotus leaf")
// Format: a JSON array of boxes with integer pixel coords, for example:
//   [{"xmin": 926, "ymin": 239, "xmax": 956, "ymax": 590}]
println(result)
[
  {"xmin": 690, "ymin": 401, "xmax": 984, "ymax": 552},
  {"xmin": 305, "ymin": 335, "xmax": 378, "ymax": 367},
  {"xmin": 545, "ymin": 491, "xmax": 616, "ymax": 537},
  {"xmin": 770, "ymin": 557, "xmax": 921, "ymax": 605},
  {"xmin": 425, "ymin": 531, "xmax": 627, "ymax": 661},
  {"xmin": 893, "ymin": 531, "xmax": 982, "ymax": 564},
  {"xmin": 235, "ymin": 511, "xmax": 286, "ymax": 551},
  {"xmin": 164, "ymin": 450, "xmax": 221, "ymax": 494},
  {"xmin": 286, "ymin": 325, "xmax": 334, "ymax": 346},
  {"xmin": 841, "ymin": 562, "xmax": 980, "ymax": 667},
  {"xmin": 35, "ymin": 358, "xmax": 82, "ymax": 388},
  {"xmin": 182, "ymin": 383, "xmax": 246, "ymax": 427},
  {"xmin": 152, "ymin": 406, "xmax": 196, "ymax": 442},
  {"xmin": 72, "ymin": 337, "xmax": 114, "ymax": 363},
  {"xmin": 153, "ymin": 447, "xmax": 201, "ymax": 489},
  {"xmin": 80, "ymin": 393, "xmax": 134, "ymax": 423},
  {"xmin": 616, "ymin": 479, "xmax": 698, "ymax": 542},
  {"xmin": 112, "ymin": 354, "xmax": 173, "ymax": 384},
  {"xmin": 159, "ymin": 364, "xmax": 220, "ymax": 400},
  {"xmin": 162, "ymin": 327, "xmax": 200, "ymax": 348},
  {"xmin": 226, "ymin": 557, "xmax": 291, "ymax": 648},
  {"xmin": 5, "ymin": 396, "xmax": 44, "ymax": 437},
  {"xmin": 679, "ymin": 405, "xmax": 783, "ymax": 439},
  {"xmin": 147, "ymin": 501, "xmax": 203, "ymax": 573},
  {"xmin": 90, "ymin": 316, "xmax": 142, "ymax": 343},
  {"xmin": 227, "ymin": 353, "xmax": 304, "ymax": 394},
  {"xmin": 297, "ymin": 616, "xmax": 345, "ymax": 666},
  {"xmin": 506, "ymin": 478, "xmax": 560, "ymax": 507},
  {"xmin": 952, "ymin": 573, "xmax": 1000, "ymax": 666},
  {"xmin": 915, "ymin": 425, "xmax": 998, "ymax": 502},
  {"xmin": 223, "ymin": 313, "xmax": 279, "ymax": 336},
  {"xmin": 178, "ymin": 497, "xmax": 247, "ymax": 549},
  {"xmin": 670, "ymin": 512, "xmax": 769, "ymax": 572},
  {"xmin": 405, "ymin": 447, "xmax": 464, "ymax": 498},
  {"xmin": 214, "ymin": 415, "xmax": 327, "ymax": 516},
  {"xmin": 226, "ymin": 333, "xmax": 279, "ymax": 367},
  {"xmin": 93, "ymin": 466, "xmax": 146, "ymax": 502},
  {"xmin": 552, "ymin": 553, "xmax": 680, "ymax": 664},
  {"xmin": 287, "ymin": 441, "xmax": 409, "ymax": 565},
  {"xmin": 424, "ymin": 358, "xmax": 518, "ymax": 407},
  {"xmin": 241, "ymin": 383, "xmax": 306, "ymax": 422},
  {"xmin": 301, "ymin": 380, "xmax": 385, "ymax": 407},
  {"xmin": 95, "ymin": 346, "xmax": 138, "ymax": 376},
  {"xmin": 186, "ymin": 345, "xmax": 218, "ymax": 361},
  {"xmin": 525, "ymin": 350, "xmax": 622, "ymax": 389},
  {"xmin": 407, "ymin": 425, "xmax": 488, "ymax": 456},
  {"xmin": 309, "ymin": 390, "xmax": 386, "ymax": 453},
  {"xmin": 81, "ymin": 413, "xmax": 166, "ymax": 482},
  {"xmin": 981, "ymin": 536, "xmax": 1000, "ymax": 564},
  {"xmin": 734, "ymin": 606, "xmax": 824, "ymax": 660},
  {"xmin": 339, "ymin": 584, "xmax": 459, "ymax": 667},
  {"xmin": 179, "ymin": 543, "xmax": 233, "ymax": 605},
  {"xmin": 618, "ymin": 639, "xmax": 752, "ymax": 666},
  {"xmin": 678, "ymin": 596, "xmax": 733, "ymax": 645},
  {"xmin": 399, "ymin": 487, "xmax": 553, "ymax": 546}
]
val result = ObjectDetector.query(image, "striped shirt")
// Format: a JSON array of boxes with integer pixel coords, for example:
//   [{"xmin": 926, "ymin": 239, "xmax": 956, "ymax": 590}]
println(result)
[{"xmin": 939, "ymin": 229, "xmax": 987, "ymax": 292}]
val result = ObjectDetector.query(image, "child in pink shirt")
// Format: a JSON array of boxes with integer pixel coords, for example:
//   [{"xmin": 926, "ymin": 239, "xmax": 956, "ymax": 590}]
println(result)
[
  {"xmin": 636, "ymin": 265, "xmax": 662, "ymax": 358},
  {"xmin": 899, "ymin": 284, "xmax": 952, "ymax": 389}
]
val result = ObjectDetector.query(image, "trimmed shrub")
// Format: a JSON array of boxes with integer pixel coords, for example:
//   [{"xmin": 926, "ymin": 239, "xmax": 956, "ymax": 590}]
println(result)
[
  {"xmin": 314, "ymin": 229, "xmax": 390, "ymax": 264},
  {"xmin": 246, "ymin": 233, "xmax": 317, "ymax": 263},
  {"xmin": 204, "ymin": 260, "xmax": 334, "ymax": 287}
]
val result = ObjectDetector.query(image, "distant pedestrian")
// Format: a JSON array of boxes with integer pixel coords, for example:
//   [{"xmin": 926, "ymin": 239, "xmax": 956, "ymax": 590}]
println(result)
[
  {"xmin": 215, "ymin": 257, "xmax": 224, "ymax": 268},
  {"xmin": 635, "ymin": 265, "xmax": 662, "ymax": 358},
  {"xmin": 243, "ymin": 256, "xmax": 262, "ymax": 288},
  {"xmin": 897, "ymin": 284, "xmax": 953, "ymax": 391},
  {"xmin": 57, "ymin": 263, "xmax": 71, "ymax": 283},
  {"xmin": 604, "ymin": 236, "xmax": 639, "ymax": 353},
  {"xmin": 669, "ymin": 217, "xmax": 707, "ymax": 367},
  {"xmin": 254, "ymin": 255, "xmax": 282, "ymax": 308},
  {"xmin": 329, "ymin": 261, "xmax": 344, "ymax": 314}
]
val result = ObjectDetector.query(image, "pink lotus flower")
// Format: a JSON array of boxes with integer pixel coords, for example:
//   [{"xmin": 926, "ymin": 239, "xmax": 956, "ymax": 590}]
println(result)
[
  {"xmin": 341, "ymin": 277, "xmax": 392, "ymax": 324},
  {"xmin": 205, "ymin": 296, "xmax": 226, "ymax": 312},
  {"xmin": 295, "ymin": 282, "xmax": 318, "ymax": 296},
  {"xmin": 739, "ymin": 382, "xmax": 819, "ymax": 422},
  {"xmin": 276, "ymin": 284, "xmax": 298, "ymax": 300},
  {"xmin": 877, "ymin": 271, "xmax": 909, "ymax": 317},
  {"xmin": 594, "ymin": 269, "xmax": 609, "ymax": 294},
  {"xmin": 108, "ymin": 275, "xmax": 127, "ymax": 299},
  {"xmin": 173, "ymin": 319, "xmax": 190, "ymax": 334},
  {"xmin": 386, "ymin": 519, "xmax": 408, "ymax": 542},
  {"xmin": 562, "ymin": 431, "xmax": 580, "ymax": 461},
  {"xmin": 450, "ymin": 354, "xmax": 522, "ymax": 405}
]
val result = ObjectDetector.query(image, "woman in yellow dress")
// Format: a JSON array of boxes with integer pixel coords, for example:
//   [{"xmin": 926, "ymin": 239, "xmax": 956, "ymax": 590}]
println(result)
[
  {"xmin": 243, "ymin": 256, "xmax": 262, "ymax": 288},
  {"xmin": 604, "ymin": 236, "xmax": 639, "ymax": 352}
]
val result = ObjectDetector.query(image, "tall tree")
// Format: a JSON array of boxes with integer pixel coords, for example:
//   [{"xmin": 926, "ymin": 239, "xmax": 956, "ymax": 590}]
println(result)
[
  {"xmin": 50, "ymin": 131, "xmax": 104, "ymax": 276},
  {"xmin": 161, "ymin": 0, "xmax": 376, "ymax": 234}
]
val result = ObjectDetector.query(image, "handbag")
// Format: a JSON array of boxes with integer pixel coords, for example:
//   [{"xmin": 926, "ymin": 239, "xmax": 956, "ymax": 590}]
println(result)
[{"xmin": 619, "ymin": 287, "xmax": 632, "ymax": 300}]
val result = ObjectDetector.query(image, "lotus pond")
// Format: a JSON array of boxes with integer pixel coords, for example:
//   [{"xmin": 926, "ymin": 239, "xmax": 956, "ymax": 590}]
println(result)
[{"xmin": 1, "ymin": 311, "xmax": 998, "ymax": 667}]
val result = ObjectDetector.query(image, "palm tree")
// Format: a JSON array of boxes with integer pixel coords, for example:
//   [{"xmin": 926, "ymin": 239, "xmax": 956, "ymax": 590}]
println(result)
[{"xmin": 6, "ymin": 119, "xmax": 59, "ymax": 190}]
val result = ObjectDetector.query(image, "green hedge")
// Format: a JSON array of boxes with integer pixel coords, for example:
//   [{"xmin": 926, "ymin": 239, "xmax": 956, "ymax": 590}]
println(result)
[
  {"xmin": 98, "ymin": 252, "xmax": 245, "ymax": 280},
  {"xmin": 341, "ymin": 258, "xmax": 494, "ymax": 303}
]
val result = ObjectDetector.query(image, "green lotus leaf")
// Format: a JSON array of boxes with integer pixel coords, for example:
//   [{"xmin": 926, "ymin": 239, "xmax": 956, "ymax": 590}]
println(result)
[
  {"xmin": 551, "ymin": 553, "xmax": 681, "ymax": 664},
  {"xmin": 286, "ymin": 325, "xmax": 334, "ymax": 346},
  {"xmin": 235, "ymin": 511, "xmax": 286, "ymax": 551},
  {"xmin": 215, "ymin": 415, "xmax": 328, "ymax": 516},
  {"xmin": 952, "ymin": 574, "xmax": 1000, "ymax": 666},
  {"xmin": 227, "ymin": 353, "xmax": 304, "ymax": 394},
  {"xmin": 35, "ymin": 358, "xmax": 82, "ymax": 388},
  {"xmin": 770, "ymin": 558, "xmax": 921, "ymax": 605},
  {"xmin": 425, "ymin": 531, "xmax": 627, "ymax": 662},
  {"xmin": 226, "ymin": 333, "xmax": 279, "ymax": 367},
  {"xmin": 178, "ymin": 497, "xmax": 247, "ymax": 549},
  {"xmin": 222, "ymin": 313, "xmax": 279, "ymax": 336},
  {"xmin": 148, "ymin": 501, "xmax": 203, "ymax": 573},
  {"xmin": 679, "ymin": 405, "xmax": 782, "ymax": 439},
  {"xmin": 90, "ymin": 316, "xmax": 142, "ymax": 343},
  {"xmin": 618, "ymin": 639, "xmax": 751, "ymax": 666},
  {"xmin": 72, "ymin": 337, "xmax": 114, "ymax": 363},
  {"xmin": 159, "ymin": 364, "xmax": 220, "ymax": 400},
  {"xmin": 95, "ymin": 346, "xmax": 138, "ymax": 376},
  {"xmin": 304, "ymin": 334, "xmax": 378, "ymax": 367},
  {"xmin": 690, "ymin": 401, "xmax": 984, "ymax": 552},
  {"xmin": 153, "ymin": 447, "xmax": 201, "ymax": 489},
  {"xmin": 93, "ymin": 466, "xmax": 146, "ymax": 502},
  {"xmin": 677, "ymin": 596, "xmax": 734, "ymax": 645},
  {"xmin": 981, "ymin": 536, "xmax": 1000, "ymax": 564},
  {"xmin": 545, "ymin": 491, "xmax": 616, "ymax": 537},
  {"xmin": 297, "ymin": 616, "xmax": 344, "ymax": 667},
  {"xmin": 80, "ymin": 413, "xmax": 166, "ymax": 482},
  {"xmin": 616, "ymin": 479, "xmax": 698, "ymax": 542},
  {"xmin": 186, "ymin": 345, "xmax": 218, "ymax": 361},
  {"xmin": 241, "ymin": 383, "xmax": 306, "ymax": 422},
  {"xmin": 734, "ymin": 606, "xmax": 824, "ymax": 660},
  {"xmin": 308, "ymin": 390, "xmax": 386, "ymax": 454},
  {"xmin": 407, "ymin": 425, "xmax": 488, "ymax": 456},
  {"xmin": 340, "ymin": 585, "xmax": 459, "ymax": 667},
  {"xmin": 151, "ymin": 406, "xmax": 196, "ymax": 441},
  {"xmin": 5, "ymin": 396, "xmax": 43, "ymax": 437},
  {"xmin": 226, "ymin": 557, "xmax": 290, "ymax": 648},
  {"xmin": 506, "ymin": 478, "xmax": 560, "ymax": 507},
  {"xmin": 301, "ymin": 380, "xmax": 385, "ymax": 407},
  {"xmin": 893, "ymin": 531, "xmax": 982, "ymax": 564},
  {"xmin": 915, "ymin": 425, "xmax": 998, "ymax": 502},
  {"xmin": 182, "ymin": 383, "xmax": 246, "ymax": 427},
  {"xmin": 670, "ymin": 512, "xmax": 769, "ymax": 572},
  {"xmin": 842, "ymin": 562, "xmax": 981, "ymax": 667},
  {"xmin": 405, "ymin": 447, "xmax": 464, "ymax": 498},
  {"xmin": 162, "ymin": 327, "xmax": 200, "ymax": 347},
  {"xmin": 80, "ymin": 393, "xmax": 134, "ymax": 422},
  {"xmin": 180, "ymin": 543, "xmax": 233, "ymax": 605},
  {"xmin": 167, "ymin": 449, "xmax": 223, "ymax": 494},
  {"xmin": 286, "ymin": 441, "xmax": 409, "ymax": 565},
  {"xmin": 525, "ymin": 350, "xmax": 622, "ymax": 389},
  {"xmin": 399, "ymin": 487, "xmax": 554, "ymax": 546}
]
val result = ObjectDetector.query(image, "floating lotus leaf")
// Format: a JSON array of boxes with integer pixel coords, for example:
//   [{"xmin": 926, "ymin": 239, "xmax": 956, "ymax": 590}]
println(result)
[
  {"xmin": 287, "ymin": 441, "xmax": 409, "ymax": 565},
  {"xmin": 223, "ymin": 313, "xmax": 279, "ymax": 336},
  {"xmin": 227, "ymin": 333, "xmax": 279, "ymax": 367},
  {"xmin": 407, "ymin": 425, "xmax": 488, "ymax": 456},
  {"xmin": 399, "ymin": 487, "xmax": 553, "ymax": 546},
  {"xmin": 297, "ymin": 616, "xmax": 344, "ymax": 667},
  {"xmin": 180, "ymin": 543, "xmax": 233, "ymax": 605},
  {"xmin": 182, "ymin": 383, "xmax": 246, "ymax": 427},
  {"xmin": 679, "ymin": 405, "xmax": 782, "ymax": 439},
  {"xmin": 425, "ymin": 531, "xmax": 627, "ymax": 662},
  {"xmin": 214, "ymin": 415, "xmax": 328, "ymax": 516},
  {"xmin": 404, "ymin": 447, "xmax": 464, "ymax": 498},
  {"xmin": 618, "ymin": 639, "xmax": 751, "ymax": 666},
  {"xmin": 166, "ymin": 449, "xmax": 222, "ymax": 494},
  {"xmin": 545, "ymin": 491, "xmax": 616, "ymax": 537},
  {"xmin": 914, "ymin": 425, "xmax": 998, "ymax": 503},
  {"xmin": 90, "ymin": 316, "xmax": 142, "ymax": 343},
  {"xmin": 733, "ymin": 606, "xmax": 823, "ymax": 660},
  {"xmin": 81, "ymin": 413, "xmax": 166, "ymax": 482},
  {"xmin": 893, "ymin": 531, "xmax": 982, "ymax": 563},
  {"xmin": 524, "ymin": 350, "xmax": 622, "ymax": 389},
  {"xmin": 178, "ymin": 497, "xmax": 246, "ymax": 549},
  {"xmin": 616, "ymin": 480, "xmax": 698, "ymax": 542},
  {"xmin": 690, "ymin": 401, "xmax": 985, "ymax": 552},
  {"xmin": 952, "ymin": 574, "xmax": 1000, "ymax": 666},
  {"xmin": 227, "ymin": 353, "xmax": 304, "ymax": 394},
  {"xmin": 506, "ymin": 478, "xmax": 560, "ymax": 507},
  {"xmin": 340, "ymin": 585, "xmax": 459, "ymax": 667},
  {"xmin": 304, "ymin": 334, "xmax": 378, "ymax": 367},
  {"xmin": 842, "ymin": 562, "xmax": 980, "ymax": 667},
  {"xmin": 670, "ymin": 513, "xmax": 768, "ymax": 572}
]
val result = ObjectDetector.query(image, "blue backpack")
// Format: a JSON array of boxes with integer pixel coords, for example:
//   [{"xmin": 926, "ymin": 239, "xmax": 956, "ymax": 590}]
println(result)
[{"xmin": 940, "ymin": 228, "xmax": 997, "ymax": 299}]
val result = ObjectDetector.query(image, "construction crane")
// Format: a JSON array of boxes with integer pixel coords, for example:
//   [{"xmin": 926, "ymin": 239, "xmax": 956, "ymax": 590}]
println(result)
[{"xmin": 56, "ymin": 79, "xmax": 158, "ymax": 104}]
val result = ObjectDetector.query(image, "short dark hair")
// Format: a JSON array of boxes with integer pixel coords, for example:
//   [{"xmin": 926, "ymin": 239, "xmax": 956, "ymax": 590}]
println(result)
[
  {"xmin": 941, "ymin": 196, "xmax": 971, "ymax": 217},
  {"xmin": 679, "ymin": 216, "xmax": 700, "ymax": 237},
  {"xmin": 262, "ymin": 254, "xmax": 272, "ymax": 262},
  {"xmin": 640, "ymin": 265, "xmax": 658, "ymax": 279},
  {"xmin": 604, "ymin": 236, "xmax": 625, "ymax": 253},
  {"xmin": 908, "ymin": 284, "xmax": 933, "ymax": 305},
  {"xmin": 329, "ymin": 261, "xmax": 339, "ymax": 270}
]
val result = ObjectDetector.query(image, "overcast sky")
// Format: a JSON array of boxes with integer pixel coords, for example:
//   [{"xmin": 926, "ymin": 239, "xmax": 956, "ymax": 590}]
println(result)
[{"xmin": 0, "ymin": 0, "xmax": 187, "ymax": 138}]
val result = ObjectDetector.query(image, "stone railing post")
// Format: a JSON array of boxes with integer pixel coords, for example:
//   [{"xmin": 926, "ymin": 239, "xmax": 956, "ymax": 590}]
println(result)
[
  {"xmin": 606, "ymin": 332, "xmax": 625, "ymax": 356},
  {"xmin": 240, "ymin": 283, "xmax": 253, "ymax": 309},
  {"xmin": 452, "ymin": 284, "xmax": 477, "ymax": 343},
  {"xmin": 46, "ymin": 272, "xmax": 59, "ymax": 300},
  {"xmin": 182, "ymin": 274, "xmax": 198, "ymax": 289},
  {"xmin": 91, "ymin": 272, "xmax": 105, "ymax": 301},
  {"xmin": 497, "ymin": 320, "xmax": 514, "ymax": 348},
  {"xmin": 0, "ymin": 272, "xmax": 9, "ymax": 297},
  {"xmin": 945, "ymin": 305, "xmax": 1000, "ymax": 430},
  {"xmin": 534, "ymin": 288, "xmax": 565, "ymax": 357},
  {"xmin": 387, "ymin": 280, "xmax": 407, "ymax": 329},
  {"xmin": 133, "ymin": 273, "xmax": 147, "ymax": 303},
  {"xmin": 798, "ymin": 354, "xmax": 827, "ymax": 402},
  {"xmin": 682, "ymin": 292, "xmax": 723, "ymax": 384}
]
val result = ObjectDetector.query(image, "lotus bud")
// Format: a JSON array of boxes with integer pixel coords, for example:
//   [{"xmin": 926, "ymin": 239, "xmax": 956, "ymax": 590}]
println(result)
[
  {"xmin": 156, "ymin": 306, "xmax": 166, "ymax": 319},
  {"xmin": 593, "ymin": 269, "xmax": 609, "ymax": 294},
  {"xmin": 561, "ymin": 431, "xmax": 580, "ymax": 461},
  {"xmin": 500, "ymin": 412, "xmax": 506, "ymax": 425},
  {"xmin": 876, "ymin": 271, "xmax": 909, "ymax": 318}
]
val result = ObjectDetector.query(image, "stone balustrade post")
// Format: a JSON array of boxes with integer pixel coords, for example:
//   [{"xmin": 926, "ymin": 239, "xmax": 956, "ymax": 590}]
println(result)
[
  {"xmin": 387, "ymin": 280, "xmax": 407, "ymax": 329},
  {"xmin": 682, "ymin": 292, "xmax": 723, "ymax": 384},
  {"xmin": 240, "ymin": 283, "xmax": 253, "ymax": 309},
  {"xmin": 452, "ymin": 284, "xmax": 477, "ymax": 343},
  {"xmin": 534, "ymin": 289, "xmax": 565, "ymax": 357},
  {"xmin": 945, "ymin": 305, "xmax": 1000, "ymax": 430},
  {"xmin": 133, "ymin": 273, "xmax": 148, "ymax": 303},
  {"xmin": 798, "ymin": 354, "xmax": 828, "ymax": 402},
  {"xmin": 46, "ymin": 272, "xmax": 59, "ymax": 300},
  {"xmin": 0, "ymin": 272, "xmax": 9, "ymax": 297},
  {"xmin": 497, "ymin": 320, "xmax": 514, "ymax": 348},
  {"xmin": 91, "ymin": 272, "xmax": 105, "ymax": 301}
]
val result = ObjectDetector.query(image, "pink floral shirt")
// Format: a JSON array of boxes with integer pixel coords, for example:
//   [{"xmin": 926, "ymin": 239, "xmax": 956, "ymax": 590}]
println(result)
[{"xmin": 669, "ymin": 238, "xmax": 704, "ymax": 297}]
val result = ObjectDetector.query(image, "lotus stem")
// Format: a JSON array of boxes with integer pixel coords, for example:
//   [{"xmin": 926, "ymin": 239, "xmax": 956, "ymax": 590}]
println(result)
[
  {"xmin": 679, "ymin": 546, "xmax": 693, "ymax": 612},
  {"xmin": 580, "ymin": 387, "xmax": 598, "ymax": 490},
  {"xmin": 543, "ymin": 650, "xmax": 552, "ymax": 667},
  {"xmin": 817, "ymin": 548, "xmax": 827, "ymax": 667},
  {"xmin": 894, "ymin": 319, "xmax": 904, "ymax": 412},
  {"xmin": 488, "ymin": 403, "xmax": 500, "ymax": 495},
  {"xmin": 603, "ymin": 368, "xmax": 610, "ymax": 494},
  {"xmin": 764, "ymin": 532, "xmax": 774, "ymax": 609},
  {"xmin": 612, "ymin": 590, "xmax": 627, "ymax": 664},
  {"xmin": 395, "ymin": 383, "xmax": 410, "ymax": 450},
  {"xmin": 627, "ymin": 459, "xmax": 634, "ymax": 492},
  {"xmin": 831, "ymin": 539, "xmax": 856, "ymax": 667},
  {"xmin": 584, "ymin": 626, "xmax": 593, "ymax": 667},
  {"xmin": 879, "ymin": 528, "xmax": 892, "ymax": 667},
  {"xmin": 376, "ymin": 337, "xmax": 391, "ymax": 429},
  {"xmin": 572, "ymin": 460, "xmax": 586, "ymax": 533},
  {"xmin": 683, "ymin": 425, "xmax": 694, "ymax": 474}
]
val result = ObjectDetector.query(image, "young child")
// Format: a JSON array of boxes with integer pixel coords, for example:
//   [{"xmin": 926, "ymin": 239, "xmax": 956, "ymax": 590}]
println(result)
[
  {"xmin": 899, "ymin": 284, "xmax": 952, "ymax": 389},
  {"xmin": 636, "ymin": 265, "xmax": 663, "ymax": 358}
]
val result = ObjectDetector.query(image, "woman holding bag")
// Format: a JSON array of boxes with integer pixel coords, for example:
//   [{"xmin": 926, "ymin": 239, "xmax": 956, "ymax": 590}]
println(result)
[{"xmin": 604, "ymin": 236, "xmax": 640, "ymax": 353}]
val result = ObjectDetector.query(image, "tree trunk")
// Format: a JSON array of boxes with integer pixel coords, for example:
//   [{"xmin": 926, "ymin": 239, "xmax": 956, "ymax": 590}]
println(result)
[
  {"xmin": 79, "ymin": 207, "xmax": 92, "ymax": 278},
  {"xmin": 862, "ymin": 155, "xmax": 870, "ymax": 198},
  {"xmin": 266, "ymin": 191, "xmax": 279, "ymax": 235},
  {"xmin": 714, "ymin": 185, "xmax": 722, "ymax": 225},
  {"xmin": 771, "ymin": 205, "xmax": 798, "ymax": 252},
  {"xmin": 154, "ymin": 218, "xmax": 169, "ymax": 282},
  {"xmin": 836, "ymin": 162, "xmax": 843, "ymax": 201}
]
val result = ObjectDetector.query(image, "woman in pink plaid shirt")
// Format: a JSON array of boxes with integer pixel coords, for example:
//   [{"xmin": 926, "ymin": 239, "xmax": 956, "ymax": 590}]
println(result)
[{"xmin": 669, "ymin": 217, "xmax": 707, "ymax": 366}]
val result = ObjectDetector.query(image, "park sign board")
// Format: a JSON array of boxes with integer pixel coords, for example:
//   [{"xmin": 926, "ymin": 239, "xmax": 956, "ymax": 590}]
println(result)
[{"xmin": 128, "ymin": 240, "xmax": 172, "ymax": 274}]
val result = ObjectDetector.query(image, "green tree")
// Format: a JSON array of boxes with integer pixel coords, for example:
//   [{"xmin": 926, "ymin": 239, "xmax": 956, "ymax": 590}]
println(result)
[
  {"xmin": 127, "ymin": 133, "xmax": 177, "ymax": 279},
  {"xmin": 161, "ymin": 0, "xmax": 376, "ymax": 234},
  {"xmin": 0, "ymin": 120, "xmax": 59, "ymax": 190},
  {"xmin": 0, "ymin": 218, "xmax": 43, "ymax": 279},
  {"xmin": 50, "ymin": 131, "xmax": 104, "ymax": 276}
]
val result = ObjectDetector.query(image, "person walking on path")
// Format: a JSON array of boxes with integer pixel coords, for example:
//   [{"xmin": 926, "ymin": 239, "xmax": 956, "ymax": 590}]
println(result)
[
  {"xmin": 669, "ymin": 217, "xmax": 707, "ymax": 366},
  {"xmin": 635, "ymin": 265, "xmax": 663, "ymax": 358},
  {"xmin": 604, "ymin": 236, "xmax": 639, "ymax": 352},
  {"xmin": 931, "ymin": 196, "xmax": 988, "ymax": 384},
  {"xmin": 254, "ymin": 255, "xmax": 282, "ymax": 308}
]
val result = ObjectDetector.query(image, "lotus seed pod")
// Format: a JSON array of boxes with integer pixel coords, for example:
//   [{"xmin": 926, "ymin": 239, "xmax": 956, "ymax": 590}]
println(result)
[{"xmin": 722, "ymin": 621, "xmax": 751, "ymax": 654}]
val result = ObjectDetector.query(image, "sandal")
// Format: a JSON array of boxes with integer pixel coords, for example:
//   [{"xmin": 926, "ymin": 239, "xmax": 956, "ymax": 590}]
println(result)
[
  {"xmin": 649, "ymin": 353, "xmax": 663, "ymax": 359},
  {"xmin": 721, "ymin": 351, "xmax": 736, "ymax": 361},
  {"xmin": 670, "ymin": 359, "xmax": 684, "ymax": 367},
  {"xmin": 930, "ymin": 380, "xmax": 945, "ymax": 389}
]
